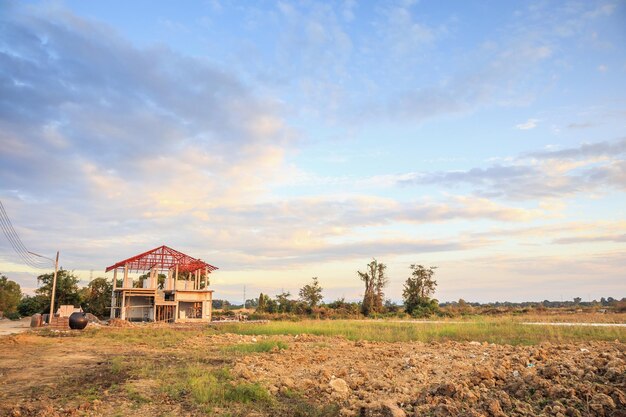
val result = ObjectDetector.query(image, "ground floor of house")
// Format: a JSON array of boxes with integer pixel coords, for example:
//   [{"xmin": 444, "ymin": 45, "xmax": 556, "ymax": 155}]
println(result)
[{"xmin": 110, "ymin": 288, "xmax": 213, "ymax": 323}]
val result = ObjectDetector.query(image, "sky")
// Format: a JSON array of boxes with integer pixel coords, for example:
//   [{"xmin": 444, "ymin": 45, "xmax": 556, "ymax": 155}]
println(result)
[{"xmin": 1, "ymin": 0, "xmax": 625, "ymax": 304}]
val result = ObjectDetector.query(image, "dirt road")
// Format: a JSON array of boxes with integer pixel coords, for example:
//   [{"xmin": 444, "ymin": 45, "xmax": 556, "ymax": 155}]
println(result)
[{"xmin": 0, "ymin": 317, "xmax": 31, "ymax": 336}]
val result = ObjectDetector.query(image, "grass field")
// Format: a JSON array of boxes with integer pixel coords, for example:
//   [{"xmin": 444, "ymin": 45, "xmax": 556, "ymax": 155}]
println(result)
[{"xmin": 214, "ymin": 317, "xmax": 626, "ymax": 345}]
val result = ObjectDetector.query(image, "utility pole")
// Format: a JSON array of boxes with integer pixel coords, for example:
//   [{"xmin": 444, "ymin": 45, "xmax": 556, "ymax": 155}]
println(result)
[
  {"xmin": 243, "ymin": 285, "xmax": 246, "ymax": 310},
  {"xmin": 49, "ymin": 251, "xmax": 59, "ymax": 319}
]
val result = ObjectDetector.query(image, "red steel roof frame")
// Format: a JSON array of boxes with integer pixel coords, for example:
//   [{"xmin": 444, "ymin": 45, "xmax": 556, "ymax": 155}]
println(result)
[{"xmin": 105, "ymin": 245, "xmax": 218, "ymax": 274}]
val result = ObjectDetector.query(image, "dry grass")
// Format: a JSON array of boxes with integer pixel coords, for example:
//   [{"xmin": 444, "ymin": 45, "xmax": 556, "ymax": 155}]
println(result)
[{"xmin": 215, "ymin": 317, "xmax": 625, "ymax": 345}]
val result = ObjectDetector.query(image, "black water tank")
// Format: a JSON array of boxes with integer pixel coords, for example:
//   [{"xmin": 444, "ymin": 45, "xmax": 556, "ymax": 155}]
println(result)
[{"xmin": 69, "ymin": 312, "xmax": 88, "ymax": 330}]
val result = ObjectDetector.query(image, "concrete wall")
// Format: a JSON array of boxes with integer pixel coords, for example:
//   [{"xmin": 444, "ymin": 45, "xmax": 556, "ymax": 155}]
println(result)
[
  {"xmin": 175, "ymin": 291, "xmax": 212, "ymax": 322},
  {"xmin": 126, "ymin": 296, "xmax": 154, "ymax": 321}
]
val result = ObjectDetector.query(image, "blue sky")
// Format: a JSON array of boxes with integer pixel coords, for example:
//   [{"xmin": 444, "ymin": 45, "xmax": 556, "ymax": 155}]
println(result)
[{"xmin": 1, "ymin": 0, "xmax": 625, "ymax": 304}]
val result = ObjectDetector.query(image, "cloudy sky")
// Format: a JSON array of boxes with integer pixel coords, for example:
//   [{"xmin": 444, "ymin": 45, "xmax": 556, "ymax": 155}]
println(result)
[{"xmin": 1, "ymin": 0, "xmax": 625, "ymax": 304}]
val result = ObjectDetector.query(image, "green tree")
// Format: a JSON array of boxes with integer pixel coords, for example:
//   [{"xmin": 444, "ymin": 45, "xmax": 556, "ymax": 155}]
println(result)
[
  {"xmin": 358, "ymin": 259, "xmax": 388, "ymax": 316},
  {"xmin": 256, "ymin": 293, "xmax": 277, "ymax": 313},
  {"xmin": 212, "ymin": 299, "xmax": 231, "ymax": 310},
  {"xmin": 137, "ymin": 272, "xmax": 166, "ymax": 289},
  {"xmin": 244, "ymin": 298, "xmax": 258, "ymax": 309},
  {"xmin": 403, "ymin": 264, "xmax": 438, "ymax": 316},
  {"xmin": 299, "ymin": 277, "xmax": 323, "ymax": 308},
  {"xmin": 82, "ymin": 277, "xmax": 113, "ymax": 318},
  {"xmin": 257, "ymin": 292, "xmax": 267, "ymax": 312},
  {"xmin": 17, "ymin": 295, "xmax": 47, "ymax": 316},
  {"xmin": 0, "ymin": 275, "xmax": 22, "ymax": 315},
  {"xmin": 35, "ymin": 269, "xmax": 82, "ymax": 312},
  {"xmin": 275, "ymin": 291, "xmax": 293, "ymax": 313}
]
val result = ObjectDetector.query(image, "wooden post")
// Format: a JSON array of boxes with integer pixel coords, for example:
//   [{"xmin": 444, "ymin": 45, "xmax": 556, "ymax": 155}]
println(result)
[
  {"xmin": 110, "ymin": 269, "xmax": 118, "ymax": 319},
  {"xmin": 49, "ymin": 251, "xmax": 59, "ymax": 319}
]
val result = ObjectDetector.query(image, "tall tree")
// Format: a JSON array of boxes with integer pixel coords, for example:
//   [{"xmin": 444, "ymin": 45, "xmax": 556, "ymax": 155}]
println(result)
[
  {"xmin": 358, "ymin": 259, "xmax": 387, "ymax": 316},
  {"xmin": 257, "ymin": 292, "xmax": 267, "ymax": 312},
  {"xmin": 403, "ymin": 264, "xmax": 437, "ymax": 315},
  {"xmin": 17, "ymin": 295, "xmax": 46, "ymax": 316},
  {"xmin": 299, "ymin": 277, "xmax": 323, "ymax": 308},
  {"xmin": 275, "ymin": 291, "xmax": 293, "ymax": 313},
  {"xmin": 35, "ymin": 269, "xmax": 82, "ymax": 311},
  {"xmin": 82, "ymin": 277, "xmax": 113, "ymax": 318},
  {"xmin": 0, "ymin": 275, "xmax": 21, "ymax": 315}
]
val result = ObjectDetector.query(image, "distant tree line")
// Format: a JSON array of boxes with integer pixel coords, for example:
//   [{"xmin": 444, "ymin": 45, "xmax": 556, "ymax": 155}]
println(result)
[
  {"xmin": 439, "ymin": 297, "xmax": 626, "ymax": 309},
  {"xmin": 4, "ymin": 263, "xmax": 624, "ymax": 322},
  {"xmin": 237, "ymin": 260, "xmax": 442, "ymax": 319},
  {"xmin": 1, "ymin": 270, "xmax": 113, "ymax": 320}
]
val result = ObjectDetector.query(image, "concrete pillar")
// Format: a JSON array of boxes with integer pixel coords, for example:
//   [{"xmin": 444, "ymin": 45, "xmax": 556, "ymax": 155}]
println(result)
[
  {"xmin": 120, "ymin": 292, "xmax": 126, "ymax": 320},
  {"xmin": 208, "ymin": 292, "xmax": 212, "ymax": 321},
  {"xmin": 123, "ymin": 264, "xmax": 129, "ymax": 288},
  {"xmin": 110, "ymin": 269, "xmax": 118, "ymax": 319}
]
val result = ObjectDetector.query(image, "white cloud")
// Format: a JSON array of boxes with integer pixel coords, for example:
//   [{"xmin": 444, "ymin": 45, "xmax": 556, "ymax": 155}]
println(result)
[
  {"xmin": 515, "ymin": 118, "xmax": 540, "ymax": 130},
  {"xmin": 399, "ymin": 138, "xmax": 626, "ymax": 200}
]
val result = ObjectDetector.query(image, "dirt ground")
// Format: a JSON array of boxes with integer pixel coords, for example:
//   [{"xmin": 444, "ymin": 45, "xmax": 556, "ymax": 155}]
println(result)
[
  {"xmin": 235, "ymin": 335, "xmax": 626, "ymax": 416},
  {"xmin": 0, "ymin": 318, "xmax": 31, "ymax": 336},
  {"xmin": 0, "ymin": 327, "xmax": 625, "ymax": 417}
]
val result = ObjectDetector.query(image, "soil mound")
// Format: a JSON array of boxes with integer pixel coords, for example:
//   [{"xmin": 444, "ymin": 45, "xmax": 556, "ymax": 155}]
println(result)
[{"xmin": 107, "ymin": 319, "xmax": 135, "ymax": 328}]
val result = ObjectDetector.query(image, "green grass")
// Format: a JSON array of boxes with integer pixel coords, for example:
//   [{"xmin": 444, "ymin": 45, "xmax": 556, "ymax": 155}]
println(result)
[
  {"xmin": 167, "ymin": 365, "xmax": 270, "ymax": 406},
  {"xmin": 222, "ymin": 340, "xmax": 288, "ymax": 353},
  {"xmin": 109, "ymin": 351, "xmax": 271, "ymax": 409},
  {"xmin": 110, "ymin": 356, "xmax": 125, "ymax": 374},
  {"xmin": 85, "ymin": 328, "xmax": 198, "ymax": 348},
  {"xmin": 215, "ymin": 319, "xmax": 626, "ymax": 345},
  {"xmin": 125, "ymin": 385, "xmax": 150, "ymax": 404}
]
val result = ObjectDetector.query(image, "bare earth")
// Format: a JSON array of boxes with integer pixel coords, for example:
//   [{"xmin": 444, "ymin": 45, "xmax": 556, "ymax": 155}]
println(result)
[
  {"xmin": 0, "ymin": 318, "xmax": 31, "ymax": 336},
  {"xmin": 0, "ymin": 328, "xmax": 625, "ymax": 417},
  {"xmin": 235, "ymin": 335, "xmax": 626, "ymax": 416}
]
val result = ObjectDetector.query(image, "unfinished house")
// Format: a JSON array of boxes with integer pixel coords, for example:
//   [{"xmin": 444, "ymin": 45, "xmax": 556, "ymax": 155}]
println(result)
[{"xmin": 107, "ymin": 245, "xmax": 218, "ymax": 323}]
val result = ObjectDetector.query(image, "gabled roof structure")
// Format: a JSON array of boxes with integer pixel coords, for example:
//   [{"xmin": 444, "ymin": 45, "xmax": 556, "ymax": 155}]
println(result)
[{"xmin": 105, "ymin": 245, "xmax": 218, "ymax": 273}]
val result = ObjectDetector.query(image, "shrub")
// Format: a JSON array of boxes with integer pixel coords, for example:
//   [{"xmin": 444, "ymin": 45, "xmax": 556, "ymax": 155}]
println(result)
[{"xmin": 5, "ymin": 311, "xmax": 21, "ymax": 320}]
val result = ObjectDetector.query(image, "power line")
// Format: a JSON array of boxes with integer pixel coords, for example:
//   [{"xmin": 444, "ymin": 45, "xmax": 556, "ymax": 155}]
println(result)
[
  {"xmin": 0, "ymin": 199, "xmax": 52, "ymax": 268},
  {"xmin": 0, "ymin": 222, "xmax": 46, "ymax": 268},
  {"xmin": 0, "ymin": 213, "xmax": 40, "ymax": 268},
  {"xmin": 0, "ymin": 215, "xmax": 45, "ymax": 267},
  {"xmin": 0, "ymin": 201, "xmax": 37, "ymax": 259}
]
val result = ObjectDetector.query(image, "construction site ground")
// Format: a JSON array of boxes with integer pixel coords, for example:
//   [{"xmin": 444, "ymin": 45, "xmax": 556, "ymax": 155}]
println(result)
[{"xmin": 0, "ymin": 321, "xmax": 624, "ymax": 417}]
